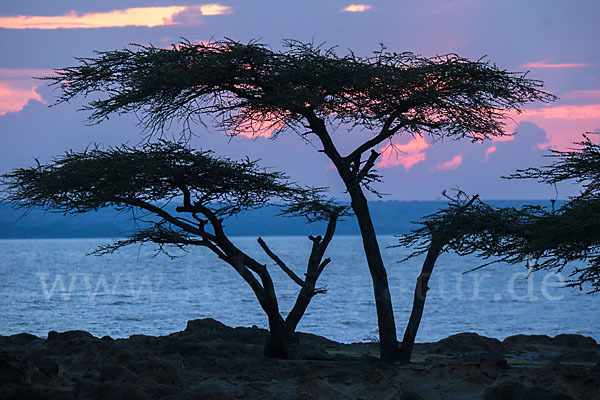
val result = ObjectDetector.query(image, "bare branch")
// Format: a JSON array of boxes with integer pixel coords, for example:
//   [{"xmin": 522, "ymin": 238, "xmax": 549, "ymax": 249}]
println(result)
[
  {"xmin": 355, "ymin": 150, "xmax": 380, "ymax": 187},
  {"xmin": 257, "ymin": 237, "xmax": 305, "ymax": 287}
]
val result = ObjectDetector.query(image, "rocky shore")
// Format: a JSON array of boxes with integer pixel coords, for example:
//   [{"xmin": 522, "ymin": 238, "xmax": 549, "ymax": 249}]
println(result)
[{"xmin": 1, "ymin": 319, "xmax": 599, "ymax": 399}]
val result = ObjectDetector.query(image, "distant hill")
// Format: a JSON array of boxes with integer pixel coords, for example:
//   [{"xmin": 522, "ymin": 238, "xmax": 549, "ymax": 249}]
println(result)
[{"xmin": 0, "ymin": 200, "xmax": 557, "ymax": 239}]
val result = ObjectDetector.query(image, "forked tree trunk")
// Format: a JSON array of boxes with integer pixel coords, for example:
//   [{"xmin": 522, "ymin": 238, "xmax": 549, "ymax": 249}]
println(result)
[
  {"xmin": 348, "ymin": 187, "xmax": 401, "ymax": 362},
  {"xmin": 255, "ymin": 265, "xmax": 296, "ymax": 359},
  {"xmin": 264, "ymin": 313, "xmax": 295, "ymax": 359},
  {"xmin": 398, "ymin": 238, "xmax": 443, "ymax": 362}
]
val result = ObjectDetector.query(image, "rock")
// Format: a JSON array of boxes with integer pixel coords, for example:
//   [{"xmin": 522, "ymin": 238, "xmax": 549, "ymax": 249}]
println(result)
[
  {"xmin": 47, "ymin": 330, "xmax": 95, "ymax": 341},
  {"xmin": 185, "ymin": 318, "xmax": 230, "ymax": 334},
  {"xmin": 431, "ymin": 333, "xmax": 505, "ymax": 355},
  {"xmin": 477, "ymin": 355, "xmax": 510, "ymax": 379},
  {"xmin": 99, "ymin": 364, "xmax": 139, "ymax": 383},
  {"xmin": 0, "ymin": 353, "xmax": 30, "ymax": 384},
  {"xmin": 400, "ymin": 391, "xmax": 425, "ymax": 400},
  {"xmin": 551, "ymin": 334, "xmax": 597, "ymax": 348},
  {"xmin": 74, "ymin": 378, "xmax": 102, "ymax": 399},
  {"xmin": 503, "ymin": 334, "xmax": 553, "ymax": 347},
  {"xmin": 101, "ymin": 382, "xmax": 151, "ymax": 400},
  {"xmin": 555, "ymin": 348, "xmax": 600, "ymax": 363},
  {"xmin": 33, "ymin": 357, "xmax": 59, "ymax": 378},
  {"xmin": 531, "ymin": 361, "xmax": 600, "ymax": 399},
  {"xmin": 117, "ymin": 352, "xmax": 133, "ymax": 365},
  {"xmin": 5, "ymin": 333, "xmax": 40, "ymax": 345},
  {"xmin": 127, "ymin": 358, "xmax": 182, "ymax": 386},
  {"xmin": 484, "ymin": 381, "xmax": 574, "ymax": 400},
  {"xmin": 75, "ymin": 379, "xmax": 152, "ymax": 400},
  {"xmin": 4, "ymin": 386, "xmax": 74, "ymax": 400}
]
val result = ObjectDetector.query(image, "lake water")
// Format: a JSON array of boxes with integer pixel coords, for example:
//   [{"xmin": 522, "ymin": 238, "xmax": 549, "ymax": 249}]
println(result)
[{"xmin": 0, "ymin": 236, "xmax": 598, "ymax": 343}]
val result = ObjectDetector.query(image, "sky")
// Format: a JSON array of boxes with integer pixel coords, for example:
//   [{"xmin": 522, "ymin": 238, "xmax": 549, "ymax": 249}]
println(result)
[{"xmin": 0, "ymin": 0, "xmax": 599, "ymax": 200}]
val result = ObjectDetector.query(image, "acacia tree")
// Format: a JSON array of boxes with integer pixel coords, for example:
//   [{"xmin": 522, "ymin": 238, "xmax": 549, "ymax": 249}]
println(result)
[
  {"xmin": 398, "ymin": 136, "xmax": 600, "ymax": 359},
  {"xmin": 395, "ymin": 191, "xmax": 546, "ymax": 360},
  {"xmin": 504, "ymin": 133, "xmax": 600, "ymax": 292},
  {"xmin": 2, "ymin": 141, "xmax": 347, "ymax": 359},
  {"xmin": 44, "ymin": 39, "xmax": 555, "ymax": 361}
]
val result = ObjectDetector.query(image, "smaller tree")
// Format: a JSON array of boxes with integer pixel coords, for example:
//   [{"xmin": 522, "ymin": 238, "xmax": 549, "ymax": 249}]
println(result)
[
  {"xmin": 395, "ymin": 191, "xmax": 549, "ymax": 360},
  {"xmin": 396, "ymin": 134, "xmax": 600, "ymax": 360},
  {"xmin": 2, "ymin": 141, "xmax": 347, "ymax": 359},
  {"xmin": 504, "ymin": 133, "xmax": 600, "ymax": 292}
]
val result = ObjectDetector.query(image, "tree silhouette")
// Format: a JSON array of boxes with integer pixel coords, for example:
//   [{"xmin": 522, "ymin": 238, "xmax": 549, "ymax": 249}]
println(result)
[
  {"xmin": 397, "ymin": 135, "xmax": 600, "ymax": 359},
  {"xmin": 504, "ymin": 133, "xmax": 600, "ymax": 293},
  {"xmin": 44, "ymin": 39, "xmax": 555, "ymax": 361},
  {"xmin": 2, "ymin": 141, "xmax": 348, "ymax": 359},
  {"xmin": 395, "ymin": 191, "xmax": 544, "ymax": 360}
]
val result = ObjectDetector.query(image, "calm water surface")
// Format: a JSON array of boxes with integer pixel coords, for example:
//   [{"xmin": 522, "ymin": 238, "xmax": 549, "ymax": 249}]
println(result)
[{"xmin": 0, "ymin": 236, "xmax": 598, "ymax": 343}]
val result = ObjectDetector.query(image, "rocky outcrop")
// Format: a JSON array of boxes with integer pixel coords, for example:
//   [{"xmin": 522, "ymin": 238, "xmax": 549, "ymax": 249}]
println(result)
[{"xmin": 0, "ymin": 320, "xmax": 598, "ymax": 400}]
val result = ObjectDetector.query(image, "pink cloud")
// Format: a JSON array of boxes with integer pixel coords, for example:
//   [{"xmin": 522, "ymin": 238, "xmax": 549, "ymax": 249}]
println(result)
[
  {"xmin": 235, "ymin": 115, "xmax": 285, "ymax": 139},
  {"xmin": 0, "ymin": 68, "xmax": 50, "ymax": 115},
  {"xmin": 564, "ymin": 90, "xmax": 600, "ymax": 101},
  {"xmin": 505, "ymin": 105, "xmax": 600, "ymax": 149},
  {"xmin": 0, "ymin": 5, "xmax": 231, "ymax": 30},
  {"xmin": 522, "ymin": 61, "xmax": 589, "ymax": 69},
  {"xmin": 483, "ymin": 146, "xmax": 496, "ymax": 161},
  {"xmin": 341, "ymin": 4, "xmax": 372, "ymax": 12},
  {"xmin": 377, "ymin": 136, "xmax": 429, "ymax": 170},
  {"xmin": 436, "ymin": 155, "xmax": 462, "ymax": 170}
]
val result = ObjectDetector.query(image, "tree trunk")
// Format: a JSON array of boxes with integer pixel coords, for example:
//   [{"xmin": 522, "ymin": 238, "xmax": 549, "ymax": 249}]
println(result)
[
  {"xmin": 285, "ymin": 278, "xmax": 316, "ymax": 335},
  {"xmin": 264, "ymin": 313, "xmax": 295, "ymax": 359},
  {"xmin": 348, "ymin": 187, "xmax": 401, "ymax": 362},
  {"xmin": 398, "ymin": 238, "xmax": 443, "ymax": 362}
]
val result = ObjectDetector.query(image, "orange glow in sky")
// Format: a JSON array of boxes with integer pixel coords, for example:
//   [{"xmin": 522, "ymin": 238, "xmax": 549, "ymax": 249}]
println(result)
[
  {"xmin": 0, "ymin": 5, "xmax": 232, "ymax": 29},
  {"xmin": 342, "ymin": 4, "xmax": 372, "ymax": 12},
  {"xmin": 198, "ymin": 4, "xmax": 231, "ymax": 16},
  {"xmin": 377, "ymin": 136, "xmax": 429, "ymax": 170},
  {"xmin": 522, "ymin": 61, "xmax": 589, "ymax": 69}
]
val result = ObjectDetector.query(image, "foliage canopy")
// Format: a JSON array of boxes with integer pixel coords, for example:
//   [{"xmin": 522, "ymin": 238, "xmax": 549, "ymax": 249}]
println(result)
[
  {"xmin": 3, "ymin": 140, "xmax": 340, "ymax": 220},
  {"xmin": 2, "ymin": 140, "xmax": 347, "ymax": 358},
  {"xmin": 48, "ymin": 39, "xmax": 555, "ymax": 153}
]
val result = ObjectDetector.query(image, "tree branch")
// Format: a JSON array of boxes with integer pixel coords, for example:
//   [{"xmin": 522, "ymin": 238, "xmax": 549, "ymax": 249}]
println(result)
[
  {"xmin": 354, "ymin": 150, "xmax": 380, "ymax": 187},
  {"xmin": 257, "ymin": 237, "xmax": 305, "ymax": 287},
  {"xmin": 345, "ymin": 106, "xmax": 410, "ymax": 162},
  {"xmin": 129, "ymin": 199, "xmax": 214, "ymax": 241},
  {"xmin": 301, "ymin": 109, "xmax": 346, "ymax": 170}
]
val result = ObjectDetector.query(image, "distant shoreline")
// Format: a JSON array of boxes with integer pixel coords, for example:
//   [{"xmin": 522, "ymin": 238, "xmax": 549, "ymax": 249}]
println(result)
[{"xmin": 0, "ymin": 200, "xmax": 561, "ymax": 239}]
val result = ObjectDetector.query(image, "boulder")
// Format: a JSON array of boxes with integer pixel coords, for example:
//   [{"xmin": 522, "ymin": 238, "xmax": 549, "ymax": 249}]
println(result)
[
  {"xmin": 551, "ymin": 334, "xmax": 597, "ymax": 348},
  {"xmin": 6, "ymin": 333, "xmax": 40, "ymax": 345},
  {"xmin": 431, "ymin": 333, "xmax": 505, "ymax": 355},
  {"xmin": 99, "ymin": 364, "xmax": 139, "ymax": 383},
  {"xmin": 484, "ymin": 381, "xmax": 574, "ymax": 400},
  {"xmin": 503, "ymin": 334, "xmax": 553, "ymax": 348},
  {"xmin": 47, "ymin": 330, "xmax": 95, "ymax": 341}
]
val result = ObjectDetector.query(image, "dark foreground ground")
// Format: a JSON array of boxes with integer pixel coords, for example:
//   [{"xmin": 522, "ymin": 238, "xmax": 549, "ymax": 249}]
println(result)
[{"xmin": 1, "ymin": 319, "xmax": 599, "ymax": 400}]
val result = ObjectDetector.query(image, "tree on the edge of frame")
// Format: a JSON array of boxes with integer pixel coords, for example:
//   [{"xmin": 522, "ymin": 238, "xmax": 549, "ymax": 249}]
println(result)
[
  {"xmin": 503, "ymin": 133, "xmax": 600, "ymax": 293},
  {"xmin": 396, "ymin": 133, "xmax": 600, "ymax": 359},
  {"xmin": 44, "ymin": 39, "xmax": 555, "ymax": 362},
  {"xmin": 2, "ymin": 141, "xmax": 348, "ymax": 359}
]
